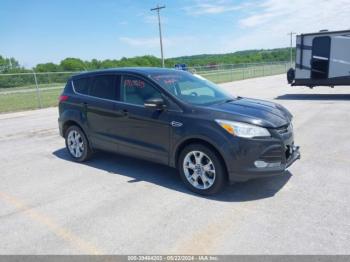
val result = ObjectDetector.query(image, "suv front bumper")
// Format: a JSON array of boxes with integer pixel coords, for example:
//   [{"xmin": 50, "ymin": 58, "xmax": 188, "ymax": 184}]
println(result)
[
  {"xmin": 222, "ymin": 125, "xmax": 301, "ymax": 182},
  {"xmin": 228, "ymin": 145, "xmax": 300, "ymax": 182},
  {"xmin": 286, "ymin": 145, "xmax": 301, "ymax": 168}
]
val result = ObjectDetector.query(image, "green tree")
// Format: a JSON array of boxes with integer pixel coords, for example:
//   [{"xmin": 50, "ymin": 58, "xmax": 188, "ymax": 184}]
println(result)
[
  {"xmin": 0, "ymin": 55, "xmax": 21, "ymax": 72},
  {"xmin": 60, "ymin": 58, "xmax": 86, "ymax": 71},
  {"xmin": 35, "ymin": 62, "xmax": 61, "ymax": 72}
]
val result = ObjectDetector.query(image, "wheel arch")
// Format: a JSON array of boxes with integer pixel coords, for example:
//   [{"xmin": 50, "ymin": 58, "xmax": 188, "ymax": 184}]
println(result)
[
  {"xmin": 62, "ymin": 120, "xmax": 82, "ymax": 137},
  {"xmin": 173, "ymin": 137, "xmax": 229, "ymax": 179},
  {"xmin": 63, "ymin": 119, "xmax": 93, "ymax": 153},
  {"xmin": 60, "ymin": 108, "xmax": 88, "ymax": 136}
]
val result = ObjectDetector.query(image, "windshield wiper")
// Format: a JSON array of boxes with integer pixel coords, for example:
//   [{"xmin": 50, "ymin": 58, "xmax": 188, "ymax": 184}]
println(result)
[
  {"xmin": 217, "ymin": 96, "xmax": 243, "ymax": 104},
  {"xmin": 210, "ymin": 99, "xmax": 234, "ymax": 105},
  {"xmin": 220, "ymin": 98, "xmax": 235, "ymax": 104}
]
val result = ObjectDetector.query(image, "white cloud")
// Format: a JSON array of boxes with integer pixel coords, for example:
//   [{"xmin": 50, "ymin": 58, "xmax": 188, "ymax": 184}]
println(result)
[
  {"xmin": 119, "ymin": 36, "xmax": 199, "ymax": 49},
  {"xmin": 239, "ymin": 0, "xmax": 350, "ymax": 30},
  {"xmin": 119, "ymin": 37, "xmax": 160, "ymax": 48},
  {"xmin": 130, "ymin": 11, "xmax": 169, "ymax": 25},
  {"xmin": 143, "ymin": 14, "xmax": 169, "ymax": 24},
  {"xmin": 143, "ymin": 15, "xmax": 158, "ymax": 24},
  {"xmin": 119, "ymin": 21, "xmax": 128, "ymax": 25},
  {"xmin": 118, "ymin": 35, "xmax": 211, "ymax": 58},
  {"xmin": 184, "ymin": 0, "xmax": 248, "ymax": 16},
  {"xmin": 115, "ymin": 1, "xmax": 350, "ymax": 60},
  {"xmin": 215, "ymin": 0, "xmax": 350, "ymax": 53}
]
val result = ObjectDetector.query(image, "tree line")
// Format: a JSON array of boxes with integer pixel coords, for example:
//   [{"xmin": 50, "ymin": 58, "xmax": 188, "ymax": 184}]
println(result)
[
  {"xmin": 0, "ymin": 48, "xmax": 294, "ymax": 88},
  {"xmin": 1, "ymin": 47, "xmax": 294, "ymax": 73}
]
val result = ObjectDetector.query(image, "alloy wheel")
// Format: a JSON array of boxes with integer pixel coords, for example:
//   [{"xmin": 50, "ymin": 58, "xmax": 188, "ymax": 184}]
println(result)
[
  {"xmin": 183, "ymin": 150, "xmax": 216, "ymax": 190},
  {"xmin": 67, "ymin": 130, "xmax": 84, "ymax": 158}
]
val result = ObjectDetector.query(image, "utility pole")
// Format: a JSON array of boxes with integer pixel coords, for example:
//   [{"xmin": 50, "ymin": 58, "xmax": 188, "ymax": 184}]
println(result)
[
  {"xmin": 151, "ymin": 4, "xmax": 166, "ymax": 68},
  {"xmin": 288, "ymin": 32, "xmax": 296, "ymax": 68}
]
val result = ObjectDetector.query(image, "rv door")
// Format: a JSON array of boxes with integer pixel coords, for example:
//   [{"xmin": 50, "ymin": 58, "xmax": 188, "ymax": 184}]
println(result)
[{"xmin": 311, "ymin": 36, "xmax": 331, "ymax": 79}]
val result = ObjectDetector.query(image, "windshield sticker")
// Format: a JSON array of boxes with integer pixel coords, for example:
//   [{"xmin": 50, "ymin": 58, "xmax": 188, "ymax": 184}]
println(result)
[
  {"xmin": 124, "ymin": 79, "xmax": 145, "ymax": 88},
  {"xmin": 153, "ymin": 74, "xmax": 182, "ymax": 85}
]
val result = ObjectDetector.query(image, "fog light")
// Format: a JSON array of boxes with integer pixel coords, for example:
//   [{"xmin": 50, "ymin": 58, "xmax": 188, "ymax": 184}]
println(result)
[
  {"xmin": 254, "ymin": 161, "xmax": 281, "ymax": 168},
  {"xmin": 254, "ymin": 161, "xmax": 268, "ymax": 168}
]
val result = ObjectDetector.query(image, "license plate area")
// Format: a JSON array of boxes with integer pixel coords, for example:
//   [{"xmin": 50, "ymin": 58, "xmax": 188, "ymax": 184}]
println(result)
[{"xmin": 285, "ymin": 144, "xmax": 294, "ymax": 160}]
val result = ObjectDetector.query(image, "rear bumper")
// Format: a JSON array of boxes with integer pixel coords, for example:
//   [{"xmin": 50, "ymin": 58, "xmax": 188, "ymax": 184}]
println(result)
[{"xmin": 58, "ymin": 118, "xmax": 64, "ymax": 137}]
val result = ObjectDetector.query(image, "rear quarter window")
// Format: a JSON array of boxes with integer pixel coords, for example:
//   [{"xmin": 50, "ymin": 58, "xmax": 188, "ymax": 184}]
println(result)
[
  {"xmin": 64, "ymin": 79, "xmax": 73, "ymax": 91},
  {"xmin": 73, "ymin": 77, "xmax": 90, "ymax": 95}
]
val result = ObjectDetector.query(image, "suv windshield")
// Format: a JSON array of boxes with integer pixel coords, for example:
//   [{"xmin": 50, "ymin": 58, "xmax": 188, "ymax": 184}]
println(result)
[{"xmin": 150, "ymin": 71, "xmax": 235, "ymax": 105}]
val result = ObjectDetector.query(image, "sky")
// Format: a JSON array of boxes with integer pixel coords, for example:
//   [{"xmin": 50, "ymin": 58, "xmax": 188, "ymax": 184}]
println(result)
[{"xmin": 1, "ymin": 0, "xmax": 350, "ymax": 68}]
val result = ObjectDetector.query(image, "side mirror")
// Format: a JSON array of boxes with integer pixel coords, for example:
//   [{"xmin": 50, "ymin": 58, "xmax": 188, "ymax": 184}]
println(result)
[{"xmin": 144, "ymin": 98, "xmax": 166, "ymax": 110}]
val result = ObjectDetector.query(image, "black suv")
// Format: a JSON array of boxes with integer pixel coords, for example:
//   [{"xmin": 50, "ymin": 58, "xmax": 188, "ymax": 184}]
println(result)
[{"xmin": 58, "ymin": 68, "xmax": 300, "ymax": 195}]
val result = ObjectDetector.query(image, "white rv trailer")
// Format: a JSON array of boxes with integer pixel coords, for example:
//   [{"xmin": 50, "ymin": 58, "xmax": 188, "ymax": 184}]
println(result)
[{"xmin": 287, "ymin": 30, "xmax": 350, "ymax": 87}]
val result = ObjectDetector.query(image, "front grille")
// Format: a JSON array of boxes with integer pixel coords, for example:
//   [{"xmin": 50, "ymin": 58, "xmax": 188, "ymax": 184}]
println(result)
[{"xmin": 259, "ymin": 147, "xmax": 283, "ymax": 162}]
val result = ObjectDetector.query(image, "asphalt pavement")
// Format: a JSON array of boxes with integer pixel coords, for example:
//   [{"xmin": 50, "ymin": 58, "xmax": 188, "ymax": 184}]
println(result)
[{"xmin": 1, "ymin": 74, "xmax": 349, "ymax": 254}]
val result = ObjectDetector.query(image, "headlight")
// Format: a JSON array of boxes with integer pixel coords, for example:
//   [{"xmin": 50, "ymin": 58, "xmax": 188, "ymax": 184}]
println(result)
[{"xmin": 215, "ymin": 119, "xmax": 270, "ymax": 138}]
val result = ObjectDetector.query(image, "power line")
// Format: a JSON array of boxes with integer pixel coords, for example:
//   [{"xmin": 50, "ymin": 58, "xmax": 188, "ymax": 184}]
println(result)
[{"xmin": 150, "ymin": 4, "xmax": 166, "ymax": 68}]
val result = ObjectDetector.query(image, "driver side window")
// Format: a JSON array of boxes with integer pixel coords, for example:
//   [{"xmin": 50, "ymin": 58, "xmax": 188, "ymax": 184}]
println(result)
[{"xmin": 121, "ymin": 75, "xmax": 161, "ymax": 106}]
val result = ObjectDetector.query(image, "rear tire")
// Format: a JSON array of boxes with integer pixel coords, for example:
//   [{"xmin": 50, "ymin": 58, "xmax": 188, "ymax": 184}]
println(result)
[
  {"xmin": 287, "ymin": 68, "xmax": 295, "ymax": 84},
  {"xmin": 65, "ymin": 125, "xmax": 92, "ymax": 162},
  {"xmin": 178, "ymin": 143, "xmax": 226, "ymax": 195}
]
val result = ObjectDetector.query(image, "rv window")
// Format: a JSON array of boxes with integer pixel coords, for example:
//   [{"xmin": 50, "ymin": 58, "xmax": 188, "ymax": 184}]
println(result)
[{"xmin": 312, "ymin": 36, "xmax": 331, "ymax": 59}]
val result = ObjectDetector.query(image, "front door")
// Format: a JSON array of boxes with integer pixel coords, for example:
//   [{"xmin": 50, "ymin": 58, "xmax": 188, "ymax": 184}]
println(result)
[{"xmin": 113, "ymin": 74, "xmax": 171, "ymax": 165}]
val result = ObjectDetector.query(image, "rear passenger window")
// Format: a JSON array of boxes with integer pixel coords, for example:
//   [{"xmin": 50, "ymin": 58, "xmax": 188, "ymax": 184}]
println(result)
[
  {"xmin": 89, "ymin": 75, "xmax": 120, "ymax": 100},
  {"xmin": 74, "ymin": 77, "xmax": 90, "ymax": 95}
]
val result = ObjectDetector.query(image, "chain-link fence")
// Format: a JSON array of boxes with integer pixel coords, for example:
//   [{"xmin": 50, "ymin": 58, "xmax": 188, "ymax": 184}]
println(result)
[
  {"xmin": 0, "ymin": 71, "xmax": 75, "ymax": 113},
  {"xmin": 0, "ymin": 61, "xmax": 290, "ymax": 113},
  {"xmin": 188, "ymin": 61, "xmax": 290, "ymax": 83}
]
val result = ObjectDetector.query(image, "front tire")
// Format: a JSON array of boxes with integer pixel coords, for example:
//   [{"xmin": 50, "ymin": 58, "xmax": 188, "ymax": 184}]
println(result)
[
  {"xmin": 178, "ymin": 143, "xmax": 226, "ymax": 195},
  {"xmin": 65, "ymin": 125, "xmax": 92, "ymax": 162}
]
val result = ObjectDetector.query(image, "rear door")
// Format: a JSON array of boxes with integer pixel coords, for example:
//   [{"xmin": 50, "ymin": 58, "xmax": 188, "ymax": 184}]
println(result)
[
  {"xmin": 112, "ymin": 74, "xmax": 171, "ymax": 164},
  {"xmin": 85, "ymin": 73, "xmax": 122, "ymax": 152},
  {"xmin": 311, "ymin": 36, "xmax": 331, "ymax": 79}
]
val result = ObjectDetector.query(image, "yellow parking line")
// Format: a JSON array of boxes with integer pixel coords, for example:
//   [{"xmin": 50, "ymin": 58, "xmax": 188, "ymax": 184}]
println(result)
[{"xmin": 0, "ymin": 192, "xmax": 102, "ymax": 254}]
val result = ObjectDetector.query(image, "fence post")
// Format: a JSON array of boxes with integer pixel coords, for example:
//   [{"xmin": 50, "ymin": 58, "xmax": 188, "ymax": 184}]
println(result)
[
  {"xmin": 33, "ymin": 70, "xmax": 42, "ymax": 108},
  {"xmin": 270, "ymin": 63, "xmax": 273, "ymax": 75},
  {"xmin": 217, "ymin": 66, "xmax": 221, "ymax": 83},
  {"xmin": 263, "ymin": 64, "xmax": 265, "ymax": 76},
  {"xmin": 47, "ymin": 72, "xmax": 51, "ymax": 85},
  {"xmin": 243, "ymin": 64, "xmax": 245, "ymax": 79}
]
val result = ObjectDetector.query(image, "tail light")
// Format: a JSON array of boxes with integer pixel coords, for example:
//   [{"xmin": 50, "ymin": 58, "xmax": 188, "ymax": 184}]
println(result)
[{"xmin": 59, "ymin": 95, "xmax": 69, "ymax": 102}]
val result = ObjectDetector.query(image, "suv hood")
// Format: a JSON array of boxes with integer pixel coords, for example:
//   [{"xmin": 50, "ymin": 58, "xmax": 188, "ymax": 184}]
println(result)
[{"xmin": 207, "ymin": 97, "xmax": 292, "ymax": 128}]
